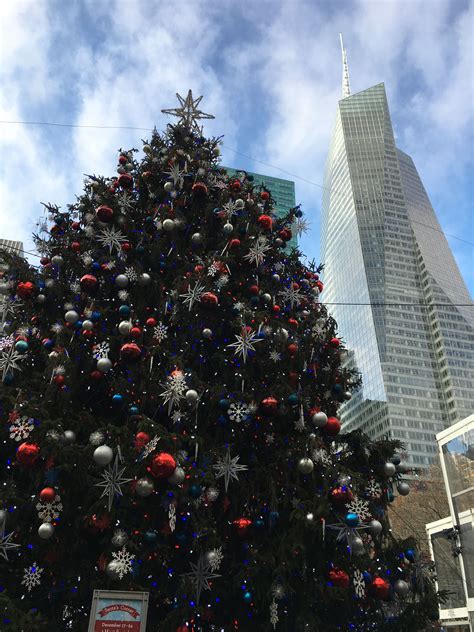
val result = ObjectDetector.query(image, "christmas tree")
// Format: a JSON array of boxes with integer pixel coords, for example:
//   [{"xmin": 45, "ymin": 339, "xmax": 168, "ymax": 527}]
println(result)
[{"xmin": 0, "ymin": 92, "xmax": 440, "ymax": 631}]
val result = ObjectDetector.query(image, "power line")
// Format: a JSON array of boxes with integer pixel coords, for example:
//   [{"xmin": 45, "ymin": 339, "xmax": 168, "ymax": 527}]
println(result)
[{"xmin": 0, "ymin": 119, "xmax": 472, "ymax": 247}]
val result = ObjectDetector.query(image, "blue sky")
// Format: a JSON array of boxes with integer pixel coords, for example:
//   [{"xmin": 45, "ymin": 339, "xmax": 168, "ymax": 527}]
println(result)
[{"xmin": 1, "ymin": 0, "xmax": 472, "ymax": 294}]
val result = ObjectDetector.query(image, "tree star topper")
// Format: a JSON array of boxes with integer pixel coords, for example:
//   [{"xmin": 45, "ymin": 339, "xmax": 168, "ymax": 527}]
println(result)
[{"xmin": 161, "ymin": 90, "xmax": 215, "ymax": 132}]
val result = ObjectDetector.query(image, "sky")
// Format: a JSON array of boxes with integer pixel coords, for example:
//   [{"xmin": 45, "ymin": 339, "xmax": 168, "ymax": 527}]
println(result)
[{"xmin": 0, "ymin": 0, "xmax": 473, "ymax": 294}]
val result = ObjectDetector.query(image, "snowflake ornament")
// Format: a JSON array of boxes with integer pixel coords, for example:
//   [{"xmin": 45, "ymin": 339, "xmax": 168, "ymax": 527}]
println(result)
[
  {"xmin": 244, "ymin": 236, "xmax": 271, "ymax": 266},
  {"xmin": 353, "ymin": 569, "xmax": 366, "ymax": 598},
  {"xmin": 36, "ymin": 494, "xmax": 63, "ymax": 523},
  {"xmin": 0, "ymin": 335, "xmax": 15, "ymax": 351},
  {"xmin": 228, "ymin": 402, "xmax": 250, "ymax": 423},
  {"xmin": 213, "ymin": 449, "xmax": 248, "ymax": 492},
  {"xmin": 159, "ymin": 372, "xmax": 188, "ymax": 412},
  {"xmin": 269, "ymin": 350, "xmax": 281, "ymax": 363},
  {"xmin": 346, "ymin": 497, "xmax": 371, "ymax": 522},
  {"xmin": 163, "ymin": 163, "xmax": 186, "ymax": 189},
  {"xmin": 9, "ymin": 416, "xmax": 34, "ymax": 442},
  {"xmin": 111, "ymin": 546, "xmax": 135, "ymax": 580},
  {"xmin": 117, "ymin": 191, "xmax": 134, "ymax": 213},
  {"xmin": 22, "ymin": 562, "xmax": 43, "ymax": 592},
  {"xmin": 207, "ymin": 547, "xmax": 224, "ymax": 572},
  {"xmin": 208, "ymin": 262, "xmax": 219, "ymax": 277},
  {"xmin": 292, "ymin": 216, "xmax": 311, "ymax": 237},
  {"xmin": 215, "ymin": 274, "xmax": 229, "ymax": 289},
  {"xmin": 97, "ymin": 226, "xmax": 127, "ymax": 253},
  {"xmin": 312, "ymin": 448, "xmax": 332, "ymax": 467},
  {"xmin": 153, "ymin": 322, "xmax": 168, "ymax": 343},
  {"xmin": 118, "ymin": 289, "xmax": 129, "ymax": 301},
  {"xmin": 365, "ymin": 479, "xmax": 383, "ymax": 499},
  {"xmin": 93, "ymin": 341, "xmax": 110, "ymax": 359},
  {"xmin": 221, "ymin": 199, "xmax": 239, "ymax": 220},
  {"xmin": 124, "ymin": 267, "xmax": 138, "ymax": 282},
  {"xmin": 279, "ymin": 284, "xmax": 303, "ymax": 309},
  {"xmin": 227, "ymin": 326, "xmax": 263, "ymax": 363},
  {"xmin": 180, "ymin": 281, "xmax": 206, "ymax": 311},
  {"xmin": 0, "ymin": 525, "xmax": 20, "ymax": 561}
]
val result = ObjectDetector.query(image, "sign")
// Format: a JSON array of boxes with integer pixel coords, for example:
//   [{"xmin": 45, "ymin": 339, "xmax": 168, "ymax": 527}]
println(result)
[{"xmin": 88, "ymin": 590, "xmax": 149, "ymax": 632}]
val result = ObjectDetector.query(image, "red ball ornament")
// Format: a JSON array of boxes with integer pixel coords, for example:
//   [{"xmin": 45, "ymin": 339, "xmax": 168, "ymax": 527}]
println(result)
[
  {"xmin": 288, "ymin": 318, "xmax": 298, "ymax": 329},
  {"xmin": 134, "ymin": 431, "xmax": 150, "ymax": 450},
  {"xmin": 330, "ymin": 337, "xmax": 340, "ymax": 347},
  {"xmin": 118, "ymin": 154, "xmax": 128, "ymax": 165},
  {"xmin": 233, "ymin": 517, "xmax": 252, "ymax": 531},
  {"xmin": 194, "ymin": 264, "xmax": 204, "ymax": 274},
  {"xmin": 229, "ymin": 238, "xmax": 241, "ymax": 249},
  {"xmin": 40, "ymin": 257, "xmax": 50, "ymax": 265},
  {"xmin": 316, "ymin": 280, "xmax": 324, "ymax": 293},
  {"xmin": 17, "ymin": 442, "xmax": 40, "ymax": 466},
  {"xmin": 272, "ymin": 304, "xmax": 281, "ymax": 314},
  {"xmin": 150, "ymin": 452, "xmax": 176, "ymax": 478},
  {"xmin": 257, "ymin": 214, "xmax": 273, "ymax": 230},
  {"xmin": 328, "ymin": 568, "xmax": 349, "ymax": 588},
  {"xmin": 16, "ymin": 281, "xmax": 35, "ymax": 299},
  {"xmin": 260, "ymin": 191, "xmax": 270, "ymax": 201},
  {"xmin": 71, "ymin": 241, "xmax": 81, "ymax": 252},
  {"xmin": 146, "ymin": 317, "xmax": 157, "ymax": 327},
  {"xmin": 260, "ymin": 396, "xmax": 279, "ymax": 416},
  {"xmin": 130, "ymin": 326, "xmax": 142, "ymax": 339},
  {"xmin": 120, "ymin": 343, "xmax": 141, "ymax": 361},
  {"xmin": 80, "ymin": 274, "xmax": 98, "ymax": 292},
  {"xmin": 117, "ymin": 173, "xmax": 133, "ymax": 188},
  {"xmin": 201, "ymin": 292, "xmax": 218, "ymax": 307},
  {"xmin": 278, "ymin": 228, "xmax": 292, "ymax": 241},
  {"xmin": 192, "ymin": 182, "xmax": 208, "ymax": 196},
  {"xmin": 90, "ymin": 370, "xmax": 103, "ymax": 380},
  {"xmin": 371, "ymin": 577, "xmax": 390, "ymax": 600},
  {"xmin": 330, "ymin": 486, "xmax": 353, "ymax": 504},
  {"xmin": 324, "ymin": 416, "xmax": 341, "ymax": 436},
  {"xmin": 39, "ymin": 487, "xmax": 56, "ymax": 503},
  {"xmin": 121, "ymin": 242, "xmax": 131, "ymax": 252},
  {"xmin": 71, "ymin": 222, "xmax": 80, "ymax": 230},
  {"xmin": 54, "ymin": 374, "xmax": 65, "ymax": 387},
  {"xmin": 287, "ymin": 342, "xmax": 298, "ymax": 356},
  {"xmin": 230, "ymin": 179, "xmax": 241, "ymax": 191},
  {"xmin": 96, "ymin": 205, "xmax": 114, "ymax": 223},
  {"xmin": 248, "ymin": 284, "xmax": 259, "ymax": 295}
]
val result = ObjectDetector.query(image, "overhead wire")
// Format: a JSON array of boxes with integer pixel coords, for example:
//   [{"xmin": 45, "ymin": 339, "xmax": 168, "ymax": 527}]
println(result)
[{"xmin": 0, "ymin": 119, "xmax": 472, "ymax": 247}]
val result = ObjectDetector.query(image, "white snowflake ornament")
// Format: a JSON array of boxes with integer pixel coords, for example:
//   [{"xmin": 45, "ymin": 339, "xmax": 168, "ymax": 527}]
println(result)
[
  {"xmin": 111, "ymin": 546, "xmax": 135, "ymax": 579},
  {"xmin": 9, "ymin": 416, "xmax": 34, "ymax": 442},
  {"xmin": 22, "ymin": 562, "xmax": 43, "ymax": 592},
  {"xmin": 36, "ymin": 494, "xmax": 63, "ymax": 523}
]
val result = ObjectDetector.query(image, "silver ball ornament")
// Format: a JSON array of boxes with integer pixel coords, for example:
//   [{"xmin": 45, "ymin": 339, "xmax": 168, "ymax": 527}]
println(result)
[
  {"xmin": 383, "ymin": 462, "xmax": 396, "ymax": 477},
  {"xmin": 397, "ymin": 482, "xmax": 410, "ymax": 496},
  {"xmin": 135, "ymin": 477, "xmax": 155, "ymax": 497},
  {"xmin": 223, "ymin": 223, "xmax": 233, "ymax": 234},
  {"xmin": 63, "ymin": 430, "xmax": 76, "ymax": 444},
  {"xmin": 45, "ymin": 278, "xmax": 55, "ymax": 289},
  {"xmin": 38, "ymin": 523, "xmax": 54, "ymax": 540},
  {"xmin": 394, "ymin": 579, "xmax": 410, "ymax": 597},
  {"xmin": 197, "ymin": 167, "xmax": 206, "ymax": 176},
  {"xmin": 235, "ymin": 199, "xmax": 245, "ymax": 209},
  {"xmin": 97, "ymin": 358, "xmax": 112, "ymax": 373},
  {"xmin": 112, "ymin": 529, "xmax": 128, "ymax": 548},
  {"xmin": 272, "ymin": 274, "xmax": 280, "ymax": 282},
  {"xmin": 36, "ymin": 294, "xmax": 46, "ymax": 304},
  {"xmin": 49, "ymin": 351, "xmax": 59, "ymax": 360},
  {"xmin": 191, "ymin": 232, "xmax": 202, "ymax": 244},
  {"xmin": 262, "ymin": 293, "xmax": 272, "ymax": 303},
  {"xmin": 138, "ymin": 273, "xmax": 151, "ymax": 287},
  {"xmin": 297, "ymin": 457, "xmax": 314, "ymax": 474},
  {"xmin": 343, "ymin": 391, "xmax": 352, "ymax": 401},
  {"xmin": 306, "ymin": 512, "xmax": 314, "ymax": 522},
  {"xmin": 0, "ymin": 509, "xmax": 6, "ymax": 525},
  {"xmin": 164, "ymin": 181, "xmax": 174, "ymax": 192},
  {"xmin": 351, "ymin": 536, "xmax": 365, "ymax": 555},
  {"xmin": 185, "ymin": 389, "xmax": 199, "ymax": 404},
  {"xmin": 162, "ymin": 219, "xmax": 175, "ymax": 231},
  {"xmin": 397, "ymin": 462, "xmax": 410, "ymax": 474},
  {"xmin": 368, "ymin": 519, "xmax": 383, "ymax": 537},
  {"xmin": 65, "ymin": 310, "xmax": 79, "ymax": 324},
  {"xmin": 275, "ymin": 238, "xmax": 283, "ymax": 247},
  {"xmin": 106, "ymin": 560, "xmax": 122, "ymax": 580},
  {"xmin": 118, "ymin": 320, "xmax": 132, "ymax": 335},
  {"xmin": 312, "ymin": 411, "xmax": 328, "ymax": 427},
  {"xmin": 168, "ymin": 466, "xmax": 185, "ymax": 485},
  {"xmin": 82, "ymin": 319, "xmax": 94, "ymax": 330},
  {"xmin": 93, "ymin": 445, "xmax": 114, "ymax": 466},
  {"xmin": 115, "ymin": 274, "xmax": 129, "ymax": 288},
  {"xmin": 51, "ymin": 255, "xmax": 64, "ymax": 266},
  {"xmin": 202, "ymin": 328, "xmax": 213, "ymax": 339}
]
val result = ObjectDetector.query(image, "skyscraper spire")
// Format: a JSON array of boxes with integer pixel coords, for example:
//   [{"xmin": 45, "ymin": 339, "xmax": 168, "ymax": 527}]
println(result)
[{"xmin": 339, "ymin": 33, "xmax": 351, "ymax": 98}]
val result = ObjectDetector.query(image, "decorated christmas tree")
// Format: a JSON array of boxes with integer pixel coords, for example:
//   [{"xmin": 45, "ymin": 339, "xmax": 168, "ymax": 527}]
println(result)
[{"xmin": 0, "ymin": 92, "xmax": 440, "ymax": 631}]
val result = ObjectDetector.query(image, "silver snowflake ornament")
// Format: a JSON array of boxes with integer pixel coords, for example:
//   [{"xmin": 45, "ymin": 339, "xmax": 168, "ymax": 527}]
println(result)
[
  {"xmin": 221, "ymin": 200, "xmax": 239, "ymax": 220},
  {"xmin": 124, "ymin": 266, "xmax": 138, "ymax": 282},
  {"xmin": 207, "ymin": 547, "xmax": 224, "ymax": 572},
  {"xmin": 269, "ymin": 350, "xmax": 281, "ymax": 363},
  {"xmin": 353, "ymin": 569, "xmax": 366, "ymax": 598},
  {"xmin": 292, "ymin": 216, "xmax": 311, "ymax": 237},
  {"xmin": 163, "ymin": 163, "xmax": 186, "ymax": 189},
  {"xmin": 208, "ymin": 262, "xmax": 219, "ymax": 277},
  {"xmin": 97, "ymin": 226, "xmax": 127, "ymax": 253},
  {"xmin": 312, "ymin": 448, "xmax": 332, "ymax": 467},
  {"xmin": 228, "ymin": 402, "xmax": 250, "ymax": 423},
  {"xmin": 93, "ymin": 341, "xmax": 110, "ymax": 359},
  {"xmin": 180, "ymin": 281, "xmax": 206, "ymax": 312},
  {"xmin": 227, "ymin": 326, "xmax": 263, "ymax": 364},
  {"xmin": 96, "ymin": 455, "xmax": 132, "ymax": 511},
  {"xmin": 346, "ymin": 497, "xmax": 371, "ymax": 522},
  {"xmin": 117, "ymin": 191, "xmax": 134, "ymax": 213},
  {"xmin": 153, "ymin": 322, "xmax": 168, "ymax": 343},
  {"xmin": 161, "ymin": 90, "xmax": 215, "ymax": 132},
  {"xmin": 182, "ymin": 553, "xmax": 221, "ymax": 604},
  {"xmin": 111, "ymin": 546, "xmax": 135, "ymax": 580},
  {"xmin": 366, "ymin": 479, "xmax": 382, "ymax": 499},
  {"xmin": 279, "ymin": 284, "xmax": 303, "ymax": 309},
  {"xmin": 9, "ymin": 416, "xmax": 34, "ymax": 442},
  {"xmin": 22, "ymin": 562, "xmax": 43, "ymax": 592},
  {"xmin": 0, "ymin": 335, "xmax": 15, "ymax": 351},
  {"xmin": 168, "ymin": 503, "xmax": 176, "ymax": 533},
  {"xmin": 159, "ymin": 372, "xmax": 188, "ymax": 412},
  {"xmin": 213, "ymin": 449, "xmax": 248, "ymax": 492},
  {"xmin": 244, "ymin": 236, "xmax": 271, "ymax": 266},
  {"xmin": 36, "ymin": 494, "xmax": 63, "ymax": 523},
  {"xmin": 215, "ymin": 274, "xmax": 229, "ymax": 289}
]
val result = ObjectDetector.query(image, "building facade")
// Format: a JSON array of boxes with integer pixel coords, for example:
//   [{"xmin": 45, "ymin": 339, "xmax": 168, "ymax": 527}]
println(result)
[
  {"xmin": 321, "ymin": 82, "xmax": 474, "ymax": 466},
  {"xmin": 224, "ymin": 167, "xmax": 297, "ymax": 249}
]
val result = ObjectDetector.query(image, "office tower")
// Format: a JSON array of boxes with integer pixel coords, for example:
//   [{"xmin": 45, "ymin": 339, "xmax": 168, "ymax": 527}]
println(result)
[
  {"xmin": 224, "ymin": 167, "xmax": 297, "ymax": 248},
  {"xmin": 320, "ymin": 38, "xmax": 474, "ymax": 466}
]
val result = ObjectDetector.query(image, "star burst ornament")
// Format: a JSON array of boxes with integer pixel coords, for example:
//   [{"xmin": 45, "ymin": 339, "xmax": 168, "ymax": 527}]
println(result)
[
  {"xmin": 213, "ymin": 449, "xmax": 248, "ymax": 492},
  {"xmin": 0, "ymin": 524, "xmax": 20, "ymax": 561},
  {"xmin": 292, "ymin": 216, "xmax": 311, "ymax": 237},
  {"xmin": 95, "ymin": 455, "xmax": 132, "ymax": 511},
  {"xmin": 163, "ymin": 163, "xmax": 186, "ymax": 189},
  {"xmin": 182, "ymin": 553, "xmax": 221, "ymax": 604},
  {"xmin": 244, "ymin": 236, "xmax": 271, "ymax": 266},
  {"xmin": 227, "ymin": 326, "xmax": 263, "ymax": 363},
  {"xmin": 22, "ymin": 562, "xmax": 43, "ymax": 592},
  {"xmin": 279, "ymin": 284, "xmax": 303, "ymax": 308},
  {"xmin": 97, "ymin": 226, "xmax": 127, "ymax": 253},
  {"xmin": 161, "ymin": 90, "xmax": 215, "ymax": 131},
  {"xmin": 0, "ymin": 346, "xmax": 25, "ymax": 380},
  {"xmin": 180, "ymin": 281, "xmax": 206, "ymax": 311},
  {"xmin": 159, "ymin": 372, "xmax": 187, "ymax": 412}
]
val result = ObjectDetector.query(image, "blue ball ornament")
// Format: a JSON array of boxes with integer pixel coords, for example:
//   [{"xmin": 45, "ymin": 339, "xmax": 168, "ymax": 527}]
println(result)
[
  {"xmin": 254, "ymin": 518, "xmax": 264, "ymax": 529},
  {"xmin": 295, "ymin": 208, "xmax": 303, "ymax": 217},
  {"xmin": 331, "ymin": 384, "xmax": 343, "ymax": 396},
  {"xmin": 92, "ymin": 262, "xmax": 101, "ymax": 271},
  {"xmin": 219, "ymin": 398, "xmax": 230, "ymax": 410},
  {"xmin": 287, "ymin": 393, "xmax": 299, "ymax": 406},
  {"xmin": 74, "ymin": 320, "xmax": 83, "ymax": 330},
  {"xmin": 119, "ymin": 305, "xmax": 131, "ymax": 317},
  {"xmin": 112, "ymin": 394, "xmax": 123, "ymax": 404},
  {"xmin": 144, "ymin": 530, "xmax": 158, "ymax": 544},
  {"xmin": 91, "ymin": 311, "xmax": 101, "ymax": 322},
  {"xmin": 136, "ymin": 246, "xmax": 145, "ymax": 255},
  {"xmin": 3, "ymin": 373, "xmax": 14, "ymax": 385},
  {"xmin": 129, "ymin": 406, "xmax": 139, "ymax": 415},
  {"xmin": 189, "ymin": 484, "xmax": 202, "ymax": 499},
  {"xmin": 345, "ymin": 512, "xmax": 360, "ymax": 527},
  {"xmin": 363, "ymin": 571, "xmax": 372, "ymax": 583},
  {"xmin": 243, "ymin": 591, "xmax": 252, "ymax": 603},
  {"xmin": 250, "ymin": 296, "xmax": 260, "ymax": 307},
  {"xmin": 217, "ymin": 415, "xmax": 228, "ymax": 426},
  {"xmin": 270, "ymin": 511, "xmax": 279, "ymax": 524},
  {"xmin": 405, "ymin": 549, "xmax": 416, "ymax": 562},
  {"xmin": 15, "ymin": 340, "xmax": 28, "ymax": 353},
  {"xmin": 42, "ymin": 339, "xmax": 53, "ymax": 349}
]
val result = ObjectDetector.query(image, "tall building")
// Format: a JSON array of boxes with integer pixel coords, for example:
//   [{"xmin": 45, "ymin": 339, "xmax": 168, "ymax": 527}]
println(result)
[
  {"xmin": 223, "ymin": 167, "xmax": 297, "ymax": 248},
  {"xmin": 320, "ymin": 39, "xmax": 474, "ymax": 467}
]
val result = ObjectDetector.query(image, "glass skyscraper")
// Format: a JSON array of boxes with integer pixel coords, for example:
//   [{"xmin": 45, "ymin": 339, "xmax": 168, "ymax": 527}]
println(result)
[
  {"xmin": 224, "ymin": 167, "xmax": 297, "ymax": 249},
  {"xmin": 321, "ymin": 82, "xmax": 474, "ymax": 467}
]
